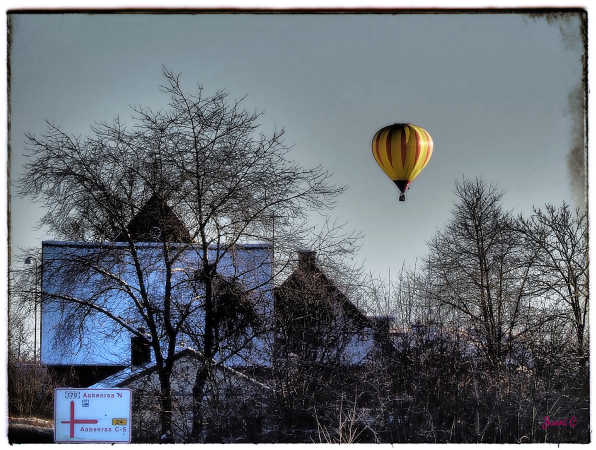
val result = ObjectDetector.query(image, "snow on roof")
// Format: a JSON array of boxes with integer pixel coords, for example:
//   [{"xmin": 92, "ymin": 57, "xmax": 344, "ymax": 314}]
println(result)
[
  {"xmin": 42, "ymin": 240, "xmax": 272, "ymax": 250},
  {"xmin": 89, "ymin": 359, "xmax": 155, "ymax": 389},
  {"xmin": 90, "ymin": 348, "xmax": 275, "ymax": 392},
  {"xmin": 41, "ymin": 241, "xmax": 273, "ymax": 367},
  {"xmin": 341, "ymin": 327, "xmax": 375, "ymax": 365}
]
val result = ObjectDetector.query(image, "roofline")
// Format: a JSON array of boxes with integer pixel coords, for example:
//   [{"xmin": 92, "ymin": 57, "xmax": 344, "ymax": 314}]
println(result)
[
  {"xmin": 92, "ymin": 348, "xmax": 275, "ymax": 392},
  {"xmin": 275, "ymin": 265, "xmax": 372, "ymax": 327},
  {"xmin": 114, "ymin": 349, "xmax": 195, "ymax": 387},
  {"xmin": 44, "ymin": 363, "xmax": 127, "ymax": 367},
  {"xmin": 42, "ymin": 240, "xmax": 272, "ymax": 250}
]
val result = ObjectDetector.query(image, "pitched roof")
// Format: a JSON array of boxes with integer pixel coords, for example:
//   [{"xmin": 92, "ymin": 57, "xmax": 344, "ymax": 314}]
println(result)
[
  {"xmin": 89, "ymin": 348, "xmax": 274, "ymax": 392},
  {"xmin": 274, "ymin": 252, "xmax": 404, "ymax": 365},
  {"xmin": 114, "ymin": 194, "xmax": 191, "ymax": 243},
  {"xmin": 41, "ymin": 241, "xmax": 273, "ymax": 367},
  {"xmin": 274, "ymin": 251, "xmax": 371, "ymax": 328}
]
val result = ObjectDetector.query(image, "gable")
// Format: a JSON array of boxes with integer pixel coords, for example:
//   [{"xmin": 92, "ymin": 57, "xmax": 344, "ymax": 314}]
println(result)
[
  {"xmin": 274, "ymin": 258, "xmax": 375, "ymax": 365},
  {"xmin": 114, "ymin": 194, "xmax": 191, "ymax": 243},
  {"xmin": 275, "ymin": 266, "xmax": 370, "ymax": 329}
]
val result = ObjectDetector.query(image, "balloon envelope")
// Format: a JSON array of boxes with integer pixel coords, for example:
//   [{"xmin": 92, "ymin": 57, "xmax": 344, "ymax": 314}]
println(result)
[{"xmin": 372, "ymin": 123, "xmax": 433, "ymax": 201}]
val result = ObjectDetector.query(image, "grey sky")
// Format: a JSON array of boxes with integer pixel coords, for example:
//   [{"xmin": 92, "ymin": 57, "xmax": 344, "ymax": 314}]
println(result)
[{"xmin": 8, "ymin": 12, "xmax": 585, "ymax": 278}]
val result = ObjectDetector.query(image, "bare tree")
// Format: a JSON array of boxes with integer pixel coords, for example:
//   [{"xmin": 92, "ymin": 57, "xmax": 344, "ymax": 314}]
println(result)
[
  {"xmin": 516, "ymin": 204, "xmax": 588, "ymax": 371},
  {"xmin": 8, "ymin": 249, "xmax": 61, "ymax": 422},
  {"xmin": 8, "ymin": 248, "xmax": 41, "ymax": 363},
  {"xmin": 268, "ymin": 249, "xmax": 372, "ymax": 441},
  {"xmin": 361, "ymin": 262, "xmax": 454, "ymax": 330},
  {"xmin": 8, "ymin": 269, "xmax": 34, "ymax": 363},
  {"xmin": 426, "ymin": 178, "xmax": 538, "ymax": 369},
  {"xmin": 18, "ymin": 67, "xmax": 350, "ymax": 442}
]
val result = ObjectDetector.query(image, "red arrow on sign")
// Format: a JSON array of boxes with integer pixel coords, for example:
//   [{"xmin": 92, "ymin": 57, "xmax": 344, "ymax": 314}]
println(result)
[{"xmin": 61, "ymin": 401, "xmax": 98, "ymax": 439}]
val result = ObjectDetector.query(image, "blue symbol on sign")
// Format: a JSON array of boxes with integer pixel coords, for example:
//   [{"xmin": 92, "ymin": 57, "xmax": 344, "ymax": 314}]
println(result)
[{"xmin": 82, "ymin": 399, "xmax": 89, "ymax": 408}]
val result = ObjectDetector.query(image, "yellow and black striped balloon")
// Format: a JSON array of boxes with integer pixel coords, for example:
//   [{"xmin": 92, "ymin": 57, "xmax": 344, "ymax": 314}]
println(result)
[{"xmin": 372, "ymin": 123, "xmax": 433, "ymax": 201}]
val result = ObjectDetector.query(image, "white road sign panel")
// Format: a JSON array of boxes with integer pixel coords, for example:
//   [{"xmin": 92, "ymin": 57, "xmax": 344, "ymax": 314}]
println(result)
[{"xmin": 54, "ymin": 388, "xmax": 132, "ymax": 443}]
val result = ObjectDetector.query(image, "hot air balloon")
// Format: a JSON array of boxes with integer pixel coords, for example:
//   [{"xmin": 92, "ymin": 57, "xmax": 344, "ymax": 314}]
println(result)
[{"xmin": 372, "ymin": 123, "xmax": 433, "ymax": 201}]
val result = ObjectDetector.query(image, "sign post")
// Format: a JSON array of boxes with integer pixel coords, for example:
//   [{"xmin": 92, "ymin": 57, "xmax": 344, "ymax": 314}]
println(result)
[{"xmin": 54, "ymin": 388, "xmax": 132, "ymax": 443}]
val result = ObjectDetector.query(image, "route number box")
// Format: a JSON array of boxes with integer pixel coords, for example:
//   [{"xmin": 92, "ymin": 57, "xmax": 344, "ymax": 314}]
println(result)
[{"xmin": 54, "ymin": 388, "xmax": 132, "ymax": 443}]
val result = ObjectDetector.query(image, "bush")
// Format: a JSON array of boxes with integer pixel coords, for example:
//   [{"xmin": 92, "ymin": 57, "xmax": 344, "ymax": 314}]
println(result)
[{"xmin": 8, "ymin": 362, "xmax": 56, "ymax": 419}]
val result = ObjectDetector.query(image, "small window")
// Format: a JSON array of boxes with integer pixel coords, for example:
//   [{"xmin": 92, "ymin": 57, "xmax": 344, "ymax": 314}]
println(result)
[{"xmin": 131, "ymin": 334, "xmax": 151, "ymax": 366}]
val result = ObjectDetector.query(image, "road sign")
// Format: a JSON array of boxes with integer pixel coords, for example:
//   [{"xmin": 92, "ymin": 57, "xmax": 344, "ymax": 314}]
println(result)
[{"xmin": 54, "ymin": 388, "xmax": 132, "ymax": 443}]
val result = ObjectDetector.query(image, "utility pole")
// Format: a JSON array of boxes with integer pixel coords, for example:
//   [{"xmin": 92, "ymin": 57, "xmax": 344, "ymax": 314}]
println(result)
[
  {"xmin": 263, "ymin": 189, "xmax": 280, "ymax": 272},
  {"xmin": 25, "ymin": 256, "xmax": 39, "ymax": 364}
]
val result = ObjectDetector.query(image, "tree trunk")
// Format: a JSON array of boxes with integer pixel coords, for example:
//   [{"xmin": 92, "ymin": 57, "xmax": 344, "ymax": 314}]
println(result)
[
  {"xmin": 190, "ymin": 267, "xmax": 216, "ymax": 442},
  {"xmin": 190, "ymin": 363, "xmax": 211, "ymax": 442},
  {"xmin": 158, "ymin": 368, "xmax": 174, "ymax": 442}
]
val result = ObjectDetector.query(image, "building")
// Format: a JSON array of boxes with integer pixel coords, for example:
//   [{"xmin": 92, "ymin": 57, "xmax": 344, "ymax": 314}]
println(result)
[
  {"xmin": 40, "ymin": 195, "xmax": 274, "ymax": 387},
  {"xmin": 40, "ymin": 196, "xmax": 400, "ymax": 442},
  {"xmin": 89, "ymin": 348, "xmax": 275, "ymax": 442},
  {"xmin": 274, "ymin": 250, "xmax": 393, "ymax": 366}
]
